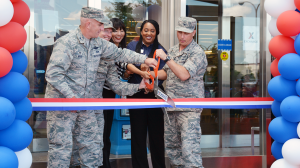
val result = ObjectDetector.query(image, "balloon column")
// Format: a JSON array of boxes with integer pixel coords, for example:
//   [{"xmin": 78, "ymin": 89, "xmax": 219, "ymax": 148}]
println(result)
[
  {"xmin": 266, "ymin": 0, "xmax": 300, "ymax": 167},
  {"xmin": 0, "ymin": 0, "xmax": 33, "ymax": 168}
]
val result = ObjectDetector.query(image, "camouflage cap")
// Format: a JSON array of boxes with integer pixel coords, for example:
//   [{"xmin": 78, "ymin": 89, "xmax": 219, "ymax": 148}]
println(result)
[
  {"xmin": 103, "ymin": 18, "xmax": 116, "ymax": 31},
  {"xmin": 81, "ymin": 7, "xmax": 109, "ymax": 24},
  {"xmin": 175, "ymin": 17, "xmax": 196, "ymax": 33}
]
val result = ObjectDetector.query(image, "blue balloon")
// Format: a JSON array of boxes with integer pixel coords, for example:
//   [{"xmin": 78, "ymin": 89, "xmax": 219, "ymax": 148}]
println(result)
[
  {"xmin": 295, "ymin": 79, "xmax": 300, "ymax": 96},
  {"xmin": 271, "ymin": 100, "xmax": 281, "ymax": 117},
  {"xmin": 0, "ymin": 97, "xmax": 16, "ymax": 130},
  {"xmin": 271, "ymin": 141, "xmax": 284, "ymax": 159},
  {"xmin": 295, "ymin": 34, "xmax": 300, "ymax": 55},
  {"xmin": 268, "ymin": 117, "xmax": 298, "ymax": 143},
  {"xmin": 278, "ymin": 53, "xmax": 300, "ymax": 80},
  {"xmin": 0, "ymin": 72, "xmax": 29, "ymax": 103},
  {"xmin": 10, "ymin": 50, "xmax": 28, "ymax": 74},
  {"xmin": 0, "ymin": 146, "xmax": 18, "ymax": 168},
  {"xmin": 280, "ymin": 96, "xmax": 300, "ymax": 122},
  {"xmin": 13, "ymin": 97, "xmax": 32, "ymax": 121},
  {"xmin": 0, "ymin": 120, "xmax": 33, "ymax": 152},
  {"xmin": 267, "ymin": 76, "xmax": 297, "ymax": 101}
]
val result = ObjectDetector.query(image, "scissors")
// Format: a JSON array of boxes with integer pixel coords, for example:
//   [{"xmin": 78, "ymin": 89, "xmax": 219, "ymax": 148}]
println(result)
[{"xmin": 145, "ymin": 50, "xmax": 175, "ymax": 124}]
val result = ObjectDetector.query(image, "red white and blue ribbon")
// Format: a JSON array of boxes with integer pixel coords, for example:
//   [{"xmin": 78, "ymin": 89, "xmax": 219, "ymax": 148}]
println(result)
[{"xmin": 29, "ymin": 97, "xmax": 273, "ymax": 111}]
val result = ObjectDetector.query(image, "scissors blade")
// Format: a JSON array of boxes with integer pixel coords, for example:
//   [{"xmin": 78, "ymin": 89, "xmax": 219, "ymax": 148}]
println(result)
[
  {"xmin": 162, "ymin": 107, "xmax": 171, "ymax": 125},
  {"xmin": 154, "ymin": 77, "xmax": 176, "ymax": 108}
]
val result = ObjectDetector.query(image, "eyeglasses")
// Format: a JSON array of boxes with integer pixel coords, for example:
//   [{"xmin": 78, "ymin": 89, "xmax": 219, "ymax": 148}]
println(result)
[{"xmin": 104, "ymin": 29, "xmax": 112, "ymax": 35}]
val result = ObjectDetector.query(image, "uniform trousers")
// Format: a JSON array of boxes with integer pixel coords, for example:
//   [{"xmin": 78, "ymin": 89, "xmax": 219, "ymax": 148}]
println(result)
[
  {"xmin": 100, "ymin": 88, "xmax": 115, "ymax": 168},
  {"xmin": 164, "ymin": 111, "xmax": 204, "ymax": 168},
  {"xmin": 128, "ymin": 90, "xmax": 166, "ymax": 168},
  {"xmin": 47, "ymin": 110, "xmax": 101, "ymax": 168}
]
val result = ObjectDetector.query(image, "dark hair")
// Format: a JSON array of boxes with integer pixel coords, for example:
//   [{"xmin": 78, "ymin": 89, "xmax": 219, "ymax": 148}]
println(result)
[
  {"xmin": 135, "ymin": 20, "xmax": 164, "ymax": 58},
  {"xmin": 110, "ymin": 18, "xmax": 127, "ymax": 49}
]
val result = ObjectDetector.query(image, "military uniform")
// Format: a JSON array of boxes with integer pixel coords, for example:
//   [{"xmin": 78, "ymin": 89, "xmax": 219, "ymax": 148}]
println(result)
[
  {"xmin": 45, "ymin": 7, "xmax": 147, "ymax": 168},
  {"xmin": 163, "ymin": 17, "xmax": 207, "ymax": 168}
]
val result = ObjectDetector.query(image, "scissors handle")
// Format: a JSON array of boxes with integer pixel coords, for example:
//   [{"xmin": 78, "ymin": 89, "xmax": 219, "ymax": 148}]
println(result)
[{"xmin": 146, "ymin": 50, "xmax": 160, "ymax": 90}]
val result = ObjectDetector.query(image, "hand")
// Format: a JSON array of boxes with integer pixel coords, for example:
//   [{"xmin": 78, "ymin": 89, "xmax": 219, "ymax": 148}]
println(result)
[
  {"xmin": 144, "ymin": 58, "xmax": 157, "ymax": 68},
  {"xmin": 139, "ymin": 78, "xmax": 146, "ymax": 90},
  {"xmin": 140, "ymin": 71, "xmax": 150, "ymax": 79},
  {"xmin": 140, "ymin": 64, "xmax": 150, "ymax": 71},
  {"xmin": 155, "ymin": 49, "xmax": 167, "ymax": 60},
  {"xmin": 145, "ymin": 87, "xmax": 153, "ymax": 94}
]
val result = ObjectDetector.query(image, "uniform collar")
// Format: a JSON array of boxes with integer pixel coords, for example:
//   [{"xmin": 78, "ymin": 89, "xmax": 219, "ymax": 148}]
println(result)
[
  {"xmin": 180, "ymin": 40, "xmax": 196, "ymax": 54},
  {"xmin": 76, "ymin": 27, "xmax": 87, "ymax": 44}
]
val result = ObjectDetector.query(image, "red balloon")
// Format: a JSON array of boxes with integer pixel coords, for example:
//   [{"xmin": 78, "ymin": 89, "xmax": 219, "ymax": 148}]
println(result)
[
  {"xmin": 10, "ymin": 0, "xmax": 22, "ymax": 3},
  {"xmin": 295, "ymin": 0, "xmax": 300, "ymax": 11},
  {"xmin": 0, "ymin": 22, "xmax": 27, "ymax": 53},
  {"xmin": 11, "ymin": 1, "xmax": 30, "ymax": 26},
  {"xmin": 269, "ymin": 35, "xmax": 296, "ymax": 59},
  {"xmin": 277, "ymin": 10, "xmax": 300, "ymax": 36},
  {"xmin": 271, "ymin": 58, "xmax": 281, "ymax": 77},
  {"xmin": 0, "ymin": 47, "xmax": 13, "ymax": 78}
]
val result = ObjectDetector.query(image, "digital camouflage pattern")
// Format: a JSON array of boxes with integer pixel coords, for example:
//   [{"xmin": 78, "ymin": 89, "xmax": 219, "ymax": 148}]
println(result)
[
  {"xmin": 175, "ymin": 17, "xmax": 197, "ymax": 33},
  {"xmin": 163, "ymin": 40, "xmax": 207, "ymax": 112},
  {"xmin": 81, "ymin": 7, "xmax": 108, "ymax": 24},
  {"xmin": 164, "ymin": 111, "xmax": 204, "ymax": 168},
  {"xmin": 104, "ymin": 19, "xmax": 115, "ymax": 30},
  {"xmin": 45, "ymin": 27, "xmax": 147, "ymax": 167}
]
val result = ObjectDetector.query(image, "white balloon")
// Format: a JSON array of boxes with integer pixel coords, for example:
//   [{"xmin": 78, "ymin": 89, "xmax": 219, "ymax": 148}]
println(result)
[
  {"xmin": 268, "ymin": 17, "xmax": 282, "ymax": 37},
  {"xmin": 264, "ymin": 0, "xmax": 296, "ymax": 18},
  {"xmin": 15, "ymin": 148, "xmax": 32, "ymax": 168},
  {"xmin": 282, "ymin": 139, "xmax": 300, "ymax": 166},
  {"xmin": 297, "ymin": 122, "xmax": 300, "ymax": 138},
  {"xmin": 0, "ymin": 0, "xmax": 14, "ymax": 27},
  {"xmin": 271, "ymin": 159, "xmax": 299, "ymax": 168}
]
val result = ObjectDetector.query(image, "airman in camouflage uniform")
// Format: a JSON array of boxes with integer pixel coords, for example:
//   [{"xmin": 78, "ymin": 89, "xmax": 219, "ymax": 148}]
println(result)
[
  {"xmin": 156, "ymin": 17, "xmax": 208, "ymax": 168},
  {"xmin": 45, "ymin": 7, "xmax": 156, "ymax": 168}
]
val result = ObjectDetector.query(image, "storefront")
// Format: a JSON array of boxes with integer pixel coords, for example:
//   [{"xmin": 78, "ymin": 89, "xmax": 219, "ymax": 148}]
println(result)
[{"xmin": 22, "ymin": 0, "xmax": 271, "ymax": 167}]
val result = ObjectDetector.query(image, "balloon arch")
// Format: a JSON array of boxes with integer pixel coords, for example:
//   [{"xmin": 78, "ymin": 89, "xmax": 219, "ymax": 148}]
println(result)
[
  {"xmin": 265, "ymin": 0, "xmax": 300, "ymax": 167},
  {"xmin": 0, "ymin": 0, "xmax": 32, "ymax": 167}
]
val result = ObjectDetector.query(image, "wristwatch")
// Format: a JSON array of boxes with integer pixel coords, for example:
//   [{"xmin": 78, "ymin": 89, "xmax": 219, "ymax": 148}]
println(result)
[{"xmin": 164, "ymin": 56, "xmax": 171, "ymax": 63}]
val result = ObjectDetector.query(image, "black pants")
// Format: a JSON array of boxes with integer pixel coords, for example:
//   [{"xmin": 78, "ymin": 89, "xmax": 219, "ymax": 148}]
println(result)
[
  {"xmin": 128, "ymin": 89, "xmax": 166, "ymax": 168},
  {"xmin": 100, "ymin": 88, "xmax": 115, "ymax": 168}
]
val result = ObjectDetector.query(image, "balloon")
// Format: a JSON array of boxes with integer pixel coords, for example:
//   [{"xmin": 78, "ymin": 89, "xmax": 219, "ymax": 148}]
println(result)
[
  {"xmin": 0, "ymin": 146, "xmax": 18, "ymax": 168},
  {"xmin": 271, "ymin": 159, "xmax": 299, "ymax": 168},
  {"xmin": 295, "ymin": 0, "xmax": 300, "ymax": 12},
  {"xmin": 0, "ymin": 47, "xmax": 13, "ymax": 77},
  {"xmin": 268, "ymin": 117, "xmax": 298, "ymax": 143},
  {"xmin": 0, "ymin": 0, "xmax": 14, "ymax": 27},
  {"xmin": 0, "ymin": 119, "xmax": 33, "ymax": 152},
  {"xmin": 271, "ymin": 59, "xmax": 281, "ymax": 77},
  {"xmin": 14, "ymin": 97, "xmax": 32, "ymax": 121},
  {"xmin": 278, "ymin": 53, "xmax": 300, "ymax": 80},
  {"xmin": 269, "ymin": 17, "xmax": 282, "ymax": 36},
  {"xmin": 0, "ymin": 22, "xmax": 27, "ymax": 53},
  {"xmin": 269, "ymin": 35, "xmax": 296, "ymax": 59},
  {"xmin": 298, "ymin": 122, "xmax": 300, "ymax": 138},
  {"xmin": 0, "ymin": 72, "xmax": 30, "ymax": 103},
  {"xmin": 268, "ymin": 76, "xmax": 297, "ymax": 101},
  {"xmin": 10, "ymin": 0, "xmax": 22, "ymax": 3},
  {"xmin": 295, "ymin": 79, "xmax": 300, "ymax": 96},
  {"xmin": 0, "ymin": 97, "xmax": 16, "ymax": 130},
  {"xmin": 277, "ymin": 10, "xmax": 300, "ymax": 36},
  {"xmin": 11, "ymin": 1, "xmax": 30, "ymax": 26},
  {"xmin": 10, "ymin": 50, "xmax": 28, "ymax": 74},
  {"xmin": 271, "ymin": 100, "xmax": 282, "ymax": 117},
  {"xmin": 293, "ymin": 34, "xmax": 300, "ymax": 55},
  {"xmin": 282, "ymin": 138, "xmax": 300, "ymax": 165},
  {"xmin": 271, "ymin": 141, "xmax": 284, "ymax": 159},
  {"xmin": 15, "ymin": 148, "xmax": 32, "ymax": 168},
  {"xmin": 264, "ymin": 0, "xmax": 296, "ymax": 18},
  {"xmin": 281, "ymin": 96, "xmax": 300, "ymax": 122}
]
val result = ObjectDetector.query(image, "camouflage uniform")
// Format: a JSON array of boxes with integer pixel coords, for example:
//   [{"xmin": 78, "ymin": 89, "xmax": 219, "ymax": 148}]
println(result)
[
  {"xmin": 163, "ymin": 17, "xmax": 208, "ymax": 168},
  {"xmin": 45, "ymin": 7, "xmax": 147, "ymax": 168},
  {"xmin": 71, "ymin": 60, "xmax": 141, "ymax": 166}
]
